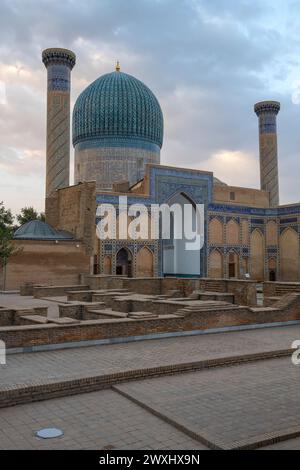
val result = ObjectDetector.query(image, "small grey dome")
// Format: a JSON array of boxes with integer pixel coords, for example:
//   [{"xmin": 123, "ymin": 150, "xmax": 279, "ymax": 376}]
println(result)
[{"xmin": 14, "ymin": 220, "xmax": 74, "ymax": 240}]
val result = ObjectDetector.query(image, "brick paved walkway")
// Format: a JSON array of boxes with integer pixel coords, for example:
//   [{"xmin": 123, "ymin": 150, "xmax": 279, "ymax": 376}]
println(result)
[
  {"xmin": 0, "ymin": 389, "xmax": 207, "ymax": 450},
  {"xmin": 0, "ymin": 326, "xmax": 300, "ymax": 391},
  {"xmin": 0, "ymin": 323, "xmax": 299, "ymax": 389},
  {"xmin": 1, "ymin": 355, "xmax": 300, "ymax": 449},
  {"xmin": 116, "ymin": 356, "xmax": 300, "ymax": 449}
]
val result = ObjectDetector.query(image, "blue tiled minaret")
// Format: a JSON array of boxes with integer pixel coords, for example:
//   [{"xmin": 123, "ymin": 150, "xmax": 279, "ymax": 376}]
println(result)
[
  {"xmin": 254, "ymin": 101, "xmax": 280, "ymax": 207},
  {"xmin": 42, "ymin": 48, "xmax": 76, "ymax": 197}
]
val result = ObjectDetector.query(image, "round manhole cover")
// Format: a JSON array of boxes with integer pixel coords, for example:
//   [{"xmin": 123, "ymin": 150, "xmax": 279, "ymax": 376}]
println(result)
[{"xmin": 36, "ymin": 428, "xmax": 64, "ymax": 439}]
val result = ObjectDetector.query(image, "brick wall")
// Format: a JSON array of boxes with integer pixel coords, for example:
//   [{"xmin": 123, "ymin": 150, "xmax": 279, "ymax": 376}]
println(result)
[
  {"xmin": 1, "ymin": 294, "xmax": 300, "ymax": 349},
  {"xmin": 263, "ymin": 281, "xmax": 300, "ymax": 297},
  {"xmin": 46, "ymin": 181, "xmax": 96, "ymax": 256},
  {"xmin": 84, "ymin": 275, "xmax": 257, "ymax": 306},
  {"xmin": 213, "ymin": 185, "xmax": 270, "ymax": 208},
  {"xmin": 4, "ymin": 240, "xmax": 90, "ymax": 290}
]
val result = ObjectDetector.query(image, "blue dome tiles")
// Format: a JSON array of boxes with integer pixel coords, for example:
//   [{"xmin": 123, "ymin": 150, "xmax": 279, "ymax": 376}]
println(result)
[{"xmin": 72, "ymin": 71, "xmax": 163, "ymax": 148}]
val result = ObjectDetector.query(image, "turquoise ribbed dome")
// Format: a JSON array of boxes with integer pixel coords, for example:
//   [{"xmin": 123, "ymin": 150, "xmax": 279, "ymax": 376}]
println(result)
[{"xmin": 72, "ymin": 71, "xmax": 163, "ymax": 148}]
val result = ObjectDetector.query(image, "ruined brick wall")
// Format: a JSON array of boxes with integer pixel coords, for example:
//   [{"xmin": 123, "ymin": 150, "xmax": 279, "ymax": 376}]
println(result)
[
  {"xmin": 2, "ymin": 295, "xmax": 300, "ymax": 349},
  {"xmin": 122, "ymin": 278, "xmax": 162, "ymax": 295},
  {"xmin": 160, "ymin": 278, "xmax": 256, "ymax": 305},
  {"xmin": 84, "ymin": 275, "xmax": 257, "ymax": 306},
  {"xmin": 263, "ymin": 281, "xmax": 300, "ymax": 298}
]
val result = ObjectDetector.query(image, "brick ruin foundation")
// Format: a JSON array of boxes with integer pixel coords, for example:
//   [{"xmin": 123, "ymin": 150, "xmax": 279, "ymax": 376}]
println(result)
[{"xmin": 1, "ymin": 277, "xmax": 300, "ymax": 350}]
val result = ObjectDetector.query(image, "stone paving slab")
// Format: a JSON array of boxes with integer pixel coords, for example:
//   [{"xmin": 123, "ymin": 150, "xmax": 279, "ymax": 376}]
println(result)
[
  {"xmin": 115, "ymin": 356, "xmax": 300, "ymax": 450},
  {"xmin": 0, "ymin": 323, "xmax": 299, "ymax": 391},
  {"xmin": 0, "ymin": 389, "xmax": 207, "ymax": 450}
]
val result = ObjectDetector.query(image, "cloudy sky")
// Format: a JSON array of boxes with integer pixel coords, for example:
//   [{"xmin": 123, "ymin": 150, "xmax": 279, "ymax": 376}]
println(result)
[{"xmin": 1, "ymin": 0, "xmax": 300, "ymax": 214}]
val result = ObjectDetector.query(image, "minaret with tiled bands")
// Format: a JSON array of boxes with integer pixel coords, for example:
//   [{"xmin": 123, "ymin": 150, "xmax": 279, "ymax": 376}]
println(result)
[
  {"xmin": 254, "ymin": 101, "xmax": 280, "ymax": 207},
  {"xmin": 42, "ymin": 48, "xmax": 76, "ymax": 197}
]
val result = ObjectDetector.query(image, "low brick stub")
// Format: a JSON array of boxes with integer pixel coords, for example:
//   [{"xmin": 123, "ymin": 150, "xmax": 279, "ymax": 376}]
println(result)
[
  {"xmin": 226, "ymin": 280, "xmax": 257, "ymax": 306},
  {"xmin": 33, "ymin": 284, "xmax": 89, "ymax": 298},
  {"xmin": 263, "ymin": 281, "xmax": 300, "ymax": 298},
  {"xmin": 0, "ymin": 308, "xmax": 14, "ymax": 326}
]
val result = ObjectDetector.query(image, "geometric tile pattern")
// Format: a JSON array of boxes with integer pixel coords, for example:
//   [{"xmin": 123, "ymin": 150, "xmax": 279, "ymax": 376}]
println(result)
[
  {"xmin": 72, "ymin": 70, "xmax": 163, "ymax": 148},
  {"xmin": 42, "ymin": 48, "xmax": 76, "ymax": 197},
  {"xmin": 254, "ymin": 101, "xmax": 280, "ymax": 207}
]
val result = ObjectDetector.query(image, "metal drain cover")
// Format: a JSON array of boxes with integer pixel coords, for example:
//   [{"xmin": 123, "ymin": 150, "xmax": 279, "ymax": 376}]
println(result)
[{"xmin": 36, "ymin": 428, "xmax": 64, "ymax": 439}]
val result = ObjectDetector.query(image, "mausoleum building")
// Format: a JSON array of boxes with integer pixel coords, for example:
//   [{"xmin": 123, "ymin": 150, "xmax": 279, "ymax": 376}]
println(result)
[{"xmin": 3, "ymin": 47, "xmax": 300, "ymax": 290}]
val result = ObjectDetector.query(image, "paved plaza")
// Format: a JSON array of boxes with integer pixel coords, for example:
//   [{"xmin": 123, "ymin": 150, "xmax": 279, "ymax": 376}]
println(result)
[
  {"xmin": 116, "ymin": 356, "xmax": 300, "ymax": 449},
  {"xmin": 0, "ymin": 318, "xmax": 298, "ymax": 389},
  {"xmin": 1, "ymin": 293, "xmax": 300, "ymax": 449},
  {"xmin": 0, "ymin": 389, "xmax": 207, "ymax": 450},
  {"xmin": 0, "ymin": 354, "xmax": 300, "ymax": 449}
]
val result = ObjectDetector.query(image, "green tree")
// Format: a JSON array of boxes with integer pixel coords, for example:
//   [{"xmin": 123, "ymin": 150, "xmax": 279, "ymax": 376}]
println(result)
[
  {"xmin": 16, "ymin": 206, "xmax": 45, "ymax": 226},
  {"xmin": 0, "ymin": 201, "xmax": 13, "ymax": 230},
  {"xmin": 39, "ymin": 212, "xmax": 46, "ymax": 222},
  {"xmin": 0, "ymin": 201, "xmax": 17, "ymax": 268}
]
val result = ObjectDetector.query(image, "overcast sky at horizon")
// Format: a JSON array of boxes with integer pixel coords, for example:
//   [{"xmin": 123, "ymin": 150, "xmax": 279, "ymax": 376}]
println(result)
[{"xmin": 1, "ymin": 0, "xmax": 300, "ymax": 214}]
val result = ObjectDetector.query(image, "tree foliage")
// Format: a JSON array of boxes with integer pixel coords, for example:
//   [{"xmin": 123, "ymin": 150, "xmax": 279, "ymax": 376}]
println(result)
[
  {"xmin": 0, "ymin": 201, "xmax": 17, "ymax": 267},
  {"xmin": 0, "ymin": 203, "xmax": 45, "ymax": 269},
  {"xmin": 16, "ymin": 206, "xmax": 45, "ymax": 226}
]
